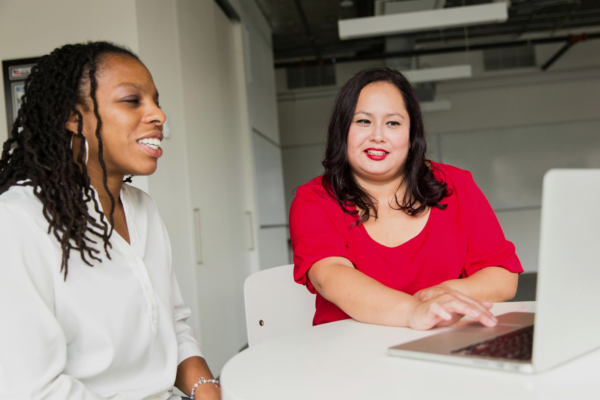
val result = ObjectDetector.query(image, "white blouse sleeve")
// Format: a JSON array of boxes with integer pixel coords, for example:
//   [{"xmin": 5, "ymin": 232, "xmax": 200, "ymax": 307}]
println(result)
[
  {"xmin": 162, "ymin": 219, "xmax": 204, "ymax": 365},
  {"xmin": 171, "ymin": 272, "xmax": 204, "ymax": 364},
  {"xmin": 0, "ymin": 204, "xmax": 106, "ymax": 400}
]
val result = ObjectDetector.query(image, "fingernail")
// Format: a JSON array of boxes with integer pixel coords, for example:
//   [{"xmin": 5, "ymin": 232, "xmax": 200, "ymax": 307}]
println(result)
[{"xmin": 469, "ymin": 309, "xmax": 481, "ymax": 317}]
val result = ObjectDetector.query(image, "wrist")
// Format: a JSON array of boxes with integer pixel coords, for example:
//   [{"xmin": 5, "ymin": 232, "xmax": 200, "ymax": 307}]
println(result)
[
  {"xmin": 190, "ymin": 377, "xmax": 220, "ymax": 400},
  {"xmin": 437, "ymin": 280, "xmax": 463, "ymax": 294},
  {"xmin": 399, "ymin": 296, "xmax": 421, "ymax": 328}
]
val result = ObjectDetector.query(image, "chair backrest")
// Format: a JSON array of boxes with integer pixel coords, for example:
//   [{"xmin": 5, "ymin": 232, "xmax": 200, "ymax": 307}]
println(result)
[{"xmin": 244, "ymin": 264, "xmax": 316, "ymax": 347}]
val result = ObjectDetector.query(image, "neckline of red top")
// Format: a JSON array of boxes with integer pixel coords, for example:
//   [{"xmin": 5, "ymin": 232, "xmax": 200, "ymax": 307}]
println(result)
[{"xmin": 356, "ymin": 205, "xmax": 435, "ymax": 250}]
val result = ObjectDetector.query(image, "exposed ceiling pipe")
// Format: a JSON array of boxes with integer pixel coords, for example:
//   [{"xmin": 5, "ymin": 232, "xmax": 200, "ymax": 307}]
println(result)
[
  {"xmin": 292, "ymin": 0, "xmax": 322, "ymax": 61},
  {"xmin": 274, "ymin": 32, "xmax": 600, "ymax": 68},
  {"xmin": 541, "ymin": 33, "xmax": 587, "ymax": 70},
  {"xmin": 214, "ymin": 0, "xmax": 240, "ymax": 22}
]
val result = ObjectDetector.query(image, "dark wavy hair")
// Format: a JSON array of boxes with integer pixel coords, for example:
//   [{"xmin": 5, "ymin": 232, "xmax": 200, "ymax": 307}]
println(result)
[
  {"xmin": 0, "ymin": 41, "xmax": 140, "ymax": 279},
  {"xmin": 322, "ymin": 67, "xmax": 449, "ymax": 223}
]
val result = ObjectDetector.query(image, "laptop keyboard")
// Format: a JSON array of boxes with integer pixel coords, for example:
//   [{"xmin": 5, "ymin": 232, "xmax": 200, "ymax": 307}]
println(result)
[{"xmin": 450, "ymin": 325, "xmax": 534, "ymax": 361}]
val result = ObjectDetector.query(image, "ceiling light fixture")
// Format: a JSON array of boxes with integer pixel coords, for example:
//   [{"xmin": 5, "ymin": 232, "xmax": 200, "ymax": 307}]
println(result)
[
  {"xmin": 402, "ymin": 65, "xmax": 472, "ymax": 83},
  {"xmin": 338, "ymin": 2, "xmax": 509, "ymax": 40},
  {"xmin": 420, "ymin": 100, "xmax": 452, "ymax": 112}
]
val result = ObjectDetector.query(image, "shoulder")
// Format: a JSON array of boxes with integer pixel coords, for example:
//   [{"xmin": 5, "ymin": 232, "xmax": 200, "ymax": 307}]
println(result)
[
  {"xmin": 122, "ymin": 184, "xmax": 159, "ymax": 213},
  {"xmin": 429, "ymin": 161, "xmax": 477, "ymax": 193},
  {"xmin": 429, "ymin": 162, "xmax": 487, "ymax": 213},
  {"xmin": 0, "ymin": 185, "xmax": 56, "ymax": 265},
  {"xmin": 290, "ymin": 176, "xmax": 356, "ymax": 232},
  {"xmin": 1, "ymin": 183, "xmax": 40, "ymax": 210},
  {"xmin": 0, "ymin": 184, "xmax": 48, "ymax": 231},
  {"xmin": 121, "ymin": 183, "xmax": 169, "ymax": 233},
  {"xmin": 429, "ymin": 161, "xmax": 472, "ymax": 183},
  {"xmin": 292, "ymin": 176, "xmax": 340, "ymax": 210},
  {"xmin": 295, "ymin": 176, "xmax": 324, "ymax": 196}
]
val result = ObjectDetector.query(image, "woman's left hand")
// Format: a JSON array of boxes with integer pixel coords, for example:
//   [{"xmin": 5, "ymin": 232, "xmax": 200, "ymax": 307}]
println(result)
[
  {"xmin": 414, "ymin": 283, "xmax": 495, "ymax": 312},
  {"xmin": 192, "ymin": 382, "xmax": 221, "ymax": 400},
  {"xmin": 414, "ymin": 268, "xmax": 519, "ymax": 304},
  {"xmin": 176, "ymin": 356, "xmax": 221, "ymax": 400},
  {"xmin": 413, "ymin": 284, "xmax": 456, "ymax": 302}
]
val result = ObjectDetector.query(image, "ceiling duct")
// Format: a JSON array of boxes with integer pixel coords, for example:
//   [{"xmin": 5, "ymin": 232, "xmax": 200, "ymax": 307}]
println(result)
[{"xmin": 484, "ymin": 45, "xmax": 536, "ymax": 71}]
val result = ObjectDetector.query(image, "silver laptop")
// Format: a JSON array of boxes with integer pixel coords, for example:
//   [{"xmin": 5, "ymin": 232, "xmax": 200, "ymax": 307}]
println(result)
[{"xmin": 388, "ymin": 169, "xmax": 600, "ymax": 373}]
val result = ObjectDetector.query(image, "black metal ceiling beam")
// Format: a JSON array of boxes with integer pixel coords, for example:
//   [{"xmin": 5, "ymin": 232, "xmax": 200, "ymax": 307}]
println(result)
[
  {"xmin": 275, "ymin": 32, "xmax": 600, "ymax": 68},
  {"xmin": 541, "ymin": 33, "xmax": 588, "ymax": 70},
  {"xmin": 275, "ymin": 38, "xmax": 384, "ymax": 60},
  {"xmin": 214, "ymin": 0, "xmax": 240, "ymax": 22},
  {"xmin": 292, "ymin": 0, "xmax": 322, "ymax": 60},
  {"xmin": 416, "ymin": 16, "xmax": 600, "ymax": 43}
]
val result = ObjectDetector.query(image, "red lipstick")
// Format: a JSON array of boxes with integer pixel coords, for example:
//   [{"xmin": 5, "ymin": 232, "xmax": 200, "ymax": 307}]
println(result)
[{"xmin": 364, "ymin": 148, "xmax": 389, "ymax": 161}]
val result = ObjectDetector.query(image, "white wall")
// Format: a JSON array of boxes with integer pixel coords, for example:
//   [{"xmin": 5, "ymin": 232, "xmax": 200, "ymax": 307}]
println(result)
[
  {"xmin": 277, "ymin": 38, "xmax": 600, "ymax": 273},
  {"xmin": 174, "ymin": 0, "xmax": 256, "ymax": 374},
  {"xmin": 232, "ymin": 0, "xmax": 289, "ymax": 271}
]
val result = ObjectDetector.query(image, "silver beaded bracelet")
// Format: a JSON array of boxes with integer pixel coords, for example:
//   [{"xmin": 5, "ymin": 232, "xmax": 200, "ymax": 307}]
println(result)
[{"xmin": 190, "ymin": 377, "xmax": 220, "ymax": 399}]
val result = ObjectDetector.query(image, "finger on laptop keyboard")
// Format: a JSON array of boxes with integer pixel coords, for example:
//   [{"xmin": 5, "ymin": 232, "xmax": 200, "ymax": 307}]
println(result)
[
  {"xmin": 427, "ymin": 293, "xmax": 496, "ymax": 328},
  {"xmin": 430, "ymin": 302, "xmax": 453, "ymax": 321},
  {"xmin": 449, "ymin": 291, "xmax": 496, "ymax": 319},
  {"xmin": 409, "ymin": 301, "xmax": 455, "ymax": 330},
  {"xmin": 481, "ymin": 301, "xmax": 493, "ymax": 309},
  {"xmin": 443, "ymin": 297, "xmax": 497, "ymax": 327}
]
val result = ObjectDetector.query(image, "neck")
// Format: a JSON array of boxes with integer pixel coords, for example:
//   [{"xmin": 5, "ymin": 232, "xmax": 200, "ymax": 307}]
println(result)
[
  {"xmin": 353, "ymin": 171, "xmax": 406, "ymax": 202},
  {"xmin": 86, "ymin": 162, "xmax": 124, "ymax": 211}
]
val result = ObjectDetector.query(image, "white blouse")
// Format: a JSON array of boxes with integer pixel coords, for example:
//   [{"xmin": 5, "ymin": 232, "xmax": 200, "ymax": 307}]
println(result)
[{"xmin": 0, "ymin": 183, "xmax": 203, "ymax": 400}]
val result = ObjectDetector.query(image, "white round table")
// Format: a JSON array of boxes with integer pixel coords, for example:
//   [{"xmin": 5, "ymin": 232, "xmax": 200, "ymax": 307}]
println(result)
[{"xmin": 221, "ymin": 302, "xmax": 600, "ymax": 399}]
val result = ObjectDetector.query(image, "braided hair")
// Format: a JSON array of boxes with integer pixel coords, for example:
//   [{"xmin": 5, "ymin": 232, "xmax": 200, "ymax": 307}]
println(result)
[{"xmin": 0, "ymin": 41, "xmax": 140, "ymax": 280}]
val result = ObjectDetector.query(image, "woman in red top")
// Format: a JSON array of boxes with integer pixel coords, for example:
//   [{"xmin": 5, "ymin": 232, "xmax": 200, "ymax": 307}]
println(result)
[{"xmin": 290, "ymin": 67, "xmax": 522, "ymax": 330}]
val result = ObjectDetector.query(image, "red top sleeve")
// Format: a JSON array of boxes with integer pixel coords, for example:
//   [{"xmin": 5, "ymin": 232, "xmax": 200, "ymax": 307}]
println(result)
[
  {"xmin": 460, "ymin": 170, "xmax": 523, "ymax": 276},
  {"xmin": 289, "ymin": 183, "xmax": 354, "ymax": 294}
]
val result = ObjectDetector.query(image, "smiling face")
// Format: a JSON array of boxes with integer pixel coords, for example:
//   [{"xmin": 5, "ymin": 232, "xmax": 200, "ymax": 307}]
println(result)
[
  {"xmin": 347, "ymin": 81, "xmax": 411, "ymax": 184},
  {"xmin": 67, "ymin": 54, "xmax": 165, "ymax": 179}
]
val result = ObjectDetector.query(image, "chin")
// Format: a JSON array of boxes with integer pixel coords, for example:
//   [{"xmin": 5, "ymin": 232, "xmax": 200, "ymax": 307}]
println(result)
[
  {"xmin": 362, "ymin": 165, "xmax": 393, "ymax": 175},
  {"xmin": 362, "ymin": 167, "xmax": 402, "ymax": 181},
  {"xmin": 129, "ymin": 162, "xmax": 158, "ymax": 177}
]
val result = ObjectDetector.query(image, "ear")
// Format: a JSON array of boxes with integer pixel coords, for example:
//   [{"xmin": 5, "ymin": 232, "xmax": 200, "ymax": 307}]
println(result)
[{"xmin": 65, "ymin": 110, "xmax": 80, "ymax": 136}]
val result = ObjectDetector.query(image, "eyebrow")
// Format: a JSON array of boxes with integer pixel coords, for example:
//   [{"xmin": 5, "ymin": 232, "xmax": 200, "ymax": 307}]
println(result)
[
  {"xmin": 354, "ymin": 110, "xmax": 405, "ymax": 119},
  {"xmin": 116, "ymin": 82, "xmax": 142, "ymax": 90},
  {"xmin": 116, "ymin": 82, "xmax": 159, "ymax": 98}
]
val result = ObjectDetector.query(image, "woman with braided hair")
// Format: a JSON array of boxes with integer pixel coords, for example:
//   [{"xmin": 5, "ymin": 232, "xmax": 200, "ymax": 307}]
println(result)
[{"xmin": 0, "ymin": 42, "xmax": 220, "ymax": 400}]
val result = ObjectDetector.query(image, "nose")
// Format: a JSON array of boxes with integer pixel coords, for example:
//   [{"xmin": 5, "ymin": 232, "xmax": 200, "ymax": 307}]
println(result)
[
  {"xmin": 145, "ymin": 102, "xmax": 166, "ymax": 126},
  {"xmin": 369, "ymin": 122, "xmax": 385, "ymax": 143}
]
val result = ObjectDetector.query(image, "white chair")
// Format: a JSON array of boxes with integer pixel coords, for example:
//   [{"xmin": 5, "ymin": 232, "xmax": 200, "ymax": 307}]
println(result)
[{"xmin": 244, "ymin": 264, "xmax": 316, "ymax": 347}]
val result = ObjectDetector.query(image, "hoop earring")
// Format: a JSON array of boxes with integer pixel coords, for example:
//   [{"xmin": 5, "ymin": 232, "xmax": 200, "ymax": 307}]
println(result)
[{"xmin": 70, "ymin": 133, "xmax": 89, "ymax": 165}]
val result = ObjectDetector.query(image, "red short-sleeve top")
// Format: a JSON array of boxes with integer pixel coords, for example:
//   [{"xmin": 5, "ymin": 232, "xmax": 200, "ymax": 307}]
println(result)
[{"xmin": 289, "ymin": 162, "xmax": 523, "ymax": 326}]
